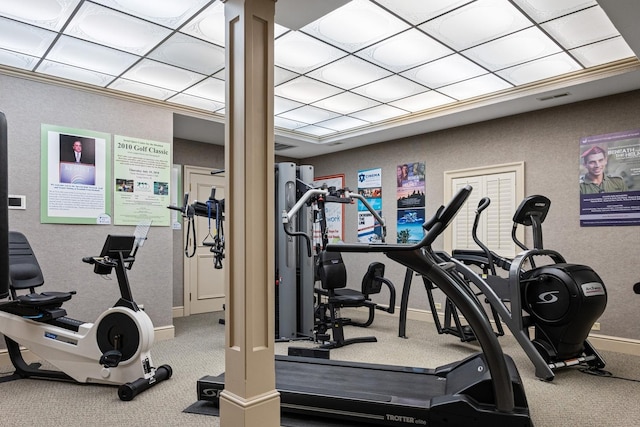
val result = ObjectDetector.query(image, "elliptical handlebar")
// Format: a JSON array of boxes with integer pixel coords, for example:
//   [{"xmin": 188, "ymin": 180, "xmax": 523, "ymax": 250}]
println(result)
[{"xmin": 327, "ymin": 185, "xmax": 518, "ymax": 413}]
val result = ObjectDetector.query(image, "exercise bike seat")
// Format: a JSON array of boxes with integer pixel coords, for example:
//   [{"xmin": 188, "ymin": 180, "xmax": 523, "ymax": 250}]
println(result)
[{"xmin": 8, "ymin": 231, "xmax": 75, "ymax": 308}]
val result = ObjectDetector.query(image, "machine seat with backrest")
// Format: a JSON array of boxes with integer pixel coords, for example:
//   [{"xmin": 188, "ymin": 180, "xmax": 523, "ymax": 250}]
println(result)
[
  {"xmin": 314, "ymin": 250, "xmax": 377, "ymax": 349},
  {"xmin": 8, "ymin": 231, "xmax": 74, "ymax": 313},
  {"xmin": 332, "ymin": 261, "xmax": 396, "ymax": 328}
]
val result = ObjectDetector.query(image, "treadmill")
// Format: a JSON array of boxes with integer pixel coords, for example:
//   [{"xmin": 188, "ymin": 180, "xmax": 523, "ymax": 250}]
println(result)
[{"xmin": 198, "ymin": 186, "xmax": 533, "ymax": 426}]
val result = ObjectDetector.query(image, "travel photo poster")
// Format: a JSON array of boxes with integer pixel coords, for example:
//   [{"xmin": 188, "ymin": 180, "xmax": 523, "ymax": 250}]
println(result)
[
  {"xmin": 396, "ymin": 162, "xmax": 426, "ymax": 243},
  {"xmin": 357, "ymin": 167, "xmax": 383, "ymax": 243},
  {"xmin": 113, "ymin": 135, "xmax": 171, "ymax": 226},
  {"xmin": 579, "ymin": 129, "xmax": 640, "ymax": 227},
  {"xmin": 41, "ymin": 124, "xmax": 111, "ymax": 224}
]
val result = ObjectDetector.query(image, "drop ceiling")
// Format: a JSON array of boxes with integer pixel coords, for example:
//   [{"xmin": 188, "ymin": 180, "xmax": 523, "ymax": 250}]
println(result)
[{"xmin": 0, "ymin": 0, "xmax": 639, "ymax": 159}]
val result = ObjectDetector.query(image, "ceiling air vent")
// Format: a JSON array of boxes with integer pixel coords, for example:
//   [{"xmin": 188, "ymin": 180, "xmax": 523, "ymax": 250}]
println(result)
[
  {"xmin": 537, "ymin": 92, "xmax": 571, "ymax": 101},
  {"xmin": 275, "ymin": 143, "xmax": 295, "ymax": 151}
]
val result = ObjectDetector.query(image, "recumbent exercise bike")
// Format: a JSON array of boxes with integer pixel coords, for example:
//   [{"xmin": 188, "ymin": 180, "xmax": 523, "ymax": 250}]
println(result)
[{"xmin": 0, "ymin": 224, "xmax": 172, "ymax": 400}]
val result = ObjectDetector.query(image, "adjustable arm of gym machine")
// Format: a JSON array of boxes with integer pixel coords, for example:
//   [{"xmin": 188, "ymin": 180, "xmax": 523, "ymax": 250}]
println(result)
[{"xmin": 282, "ymin": 186, "xmax": 387, "ymax": 257}]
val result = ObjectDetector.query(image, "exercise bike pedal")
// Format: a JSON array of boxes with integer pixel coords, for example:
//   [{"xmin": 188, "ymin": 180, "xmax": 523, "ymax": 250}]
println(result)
[{"xmin": 100, "ymin": 350, "xmax": 122, "ymax": 368}]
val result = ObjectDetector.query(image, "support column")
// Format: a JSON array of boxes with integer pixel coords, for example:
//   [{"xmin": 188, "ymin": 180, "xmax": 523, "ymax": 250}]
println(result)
[{"xmin": 219, "ymin": 1, "xmax": 280, "ymax": 427}]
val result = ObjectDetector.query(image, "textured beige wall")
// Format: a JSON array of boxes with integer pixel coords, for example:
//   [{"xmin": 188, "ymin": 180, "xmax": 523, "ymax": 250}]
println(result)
[
  {"xmin": 1, "ymin": 73, "xmax": 174, "ymax": 331},
  {"xmin": 303, "ymin": 90, "xmax": 640, "ymax": 340}
]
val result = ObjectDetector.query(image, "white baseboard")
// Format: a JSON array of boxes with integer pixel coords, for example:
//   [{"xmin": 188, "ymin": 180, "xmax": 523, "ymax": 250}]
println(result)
[{"xmin": 172, "ymin": 306, "xmax": 184, "ymax": 318}]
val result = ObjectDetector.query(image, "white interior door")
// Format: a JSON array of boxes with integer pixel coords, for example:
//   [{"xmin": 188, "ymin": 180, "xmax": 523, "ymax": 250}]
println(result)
[{"xmin": 184, "ymin": 165, "xmax": 226, "ymax": 315}]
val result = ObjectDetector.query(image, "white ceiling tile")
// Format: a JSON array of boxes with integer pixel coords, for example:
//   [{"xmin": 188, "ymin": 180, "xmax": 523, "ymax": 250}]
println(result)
[
  {"xmin": 374, "ymin": 0, "xmax": 475, "ymax": 25},
  {"xmin": 570, "ymin": 37, "xmax": 637, "ymax": 67},
  {"xmin": 295, "ymin": 124, "xmax": 337, "ymax": 137},
  {"xmin": 184, "ymin": 77, "xmax": 226, "ymax": 102},
  {"xmin": 64, "ymin": 2, "xmax": 172, "ymax": 55},
  {"xmin": 463, "ymin": 27, "xmax": 562, "ymax": 70},
  {"xmin": 356, "ymin": 29, "xmax": 453, "ymax": 73},
  {"xmin": 275, "ymin": 96, "xmax": 304, "ymax": 115},
  {"xmin": 45, "ymin": 35, "xmax": 139, "ymax": 76},
  {"xmin": 279, "ymin": 105, "xmax": 341, "ymax": 124},
  {"xmin": 541, "ymin": 6, "xmax": 621, "ymax": 49},
  {"xmin": 512, "ymin": 0, "xmax": 597, "ymax": 23},
  {"xmin": 352, "ymin": 75, "xmax": 428, "ymax": 103},
  {"xmin": 275, "ymin": 31, "xmax": 347, "ymax": 74},
  {"xmin": 121, "ymin": 59, "xmax": 205, "ymax": 92},
  {"xmin": 275, "ymin": 116, "xmax": 309, "ymax": 130},
  {"xmin": 275, "ymin": 76, "xmax": 343, "ymax": 104},
  {"xmin": 167, "ymin": 93, "xmax": 225, "ymax": 112},
  {"xmin": 0, "ymin": 0, "xmax": 80, "ymax": 31},
  {"xmin": 301, "ymin": 0, "xmax": 410, "ymax": 52},
  {"xmin": 92, "ymin": 0, "xmax": 210, "ymax": 29},
  {"xmin": 402, "ymin": 54, "xmax": 487, "ymax": 88},
  {"xmin": 147, "ymin": 32, "xmax": 225, "ymax": 75},
  {"xmin": 0, "ymin": 48, "xmax": 40, "ymax": 70},
  {"xmin": 37, "ymin": 60, "xmax": 115, "ymax": 86},
  {"xmin": 349, "ymin": 104, "xmax": 409, "ymax": 122},
  {"xmin": 496, "ymin": 52, "xmax": 582, "ymax": 85},
  {"xmin": 389, "ymin": 91, "xmax": 455, "ymax": 113},
  {"xmin": 312, "ymin": 92, "xmax": 380, "ymax": 115},
  {"xmin": 317, "ymin": 116, "xmax": 369, "ymax": 132},
  {"xmin": 180, "ymin": 1, "xmax": 225, "ymax": 46},
  {"xmin": 274, "ymin": 66, "xmax": 299, "ymax": 86},
  {"xmin": 307, "ymin": 56, "xmax": 391, "ymax": 90},
  {"xmin": 0, "ymin": 17, "xmax": 57, "ymax": 56},
  {"xmin": 438, "ymin": 74, "xmax": 512, "ymax": 100},
  {"xmin": 420, "ymin": 0, "xmax": 533, "ymax": 51},
  {"xmin": 109, "ymin": 78, "xmax": 177, "ymax": 100}
]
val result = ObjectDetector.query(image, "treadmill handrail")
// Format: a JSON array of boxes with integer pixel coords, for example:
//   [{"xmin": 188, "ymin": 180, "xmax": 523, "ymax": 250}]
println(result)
[{"xmin": 326, "ymin": 185, "xmax": 516, "ymax": 413}]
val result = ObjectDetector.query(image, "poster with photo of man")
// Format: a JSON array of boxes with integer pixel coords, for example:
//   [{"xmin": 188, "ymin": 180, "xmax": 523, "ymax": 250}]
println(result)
[{"xmin": 579, "ymin": 129, "xmax": 640, "ymax": 226}]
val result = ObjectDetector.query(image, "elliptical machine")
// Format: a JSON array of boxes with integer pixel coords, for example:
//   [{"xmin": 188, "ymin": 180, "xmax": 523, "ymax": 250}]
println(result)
[
  {"xmin": 0, "ymin": 223, "xmax": 172, "ymax": 400},
  {"xmin": 451, "ymin": 195, "xmax": 607, "ymax": 380}
]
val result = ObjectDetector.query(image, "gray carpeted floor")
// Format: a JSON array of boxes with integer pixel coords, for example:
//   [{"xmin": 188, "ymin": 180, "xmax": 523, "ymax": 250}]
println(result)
[{"xmin": 1, "ymin": 310, "xmax": 639, "ymax": 426}]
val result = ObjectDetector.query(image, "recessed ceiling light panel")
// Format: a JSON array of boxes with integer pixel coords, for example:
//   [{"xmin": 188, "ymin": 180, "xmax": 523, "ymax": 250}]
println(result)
[
  {"xmin": 0, "ymin": 17, "xmax": 57, "ymax": 56},
  {"xmin": 275, "ymin": 76, "xmax": 343, "ymax": 104},
  {"xmin": 375, "ymin": 0, "xmax": 475, "ymax": 25},
  {"xmin": 275, "ymin": 96, "xmax": 304, "ymax": 115},
  {"xmin": 312, "ymin": 91, "xmax": 380, "ymax": 115},
  {"xmin": 64, "ymin": 2, "xmax": 171, "ymax": 54},
  {"xmin": 275, "ymin": 31, "xmax": 346, "ymax": 74},
  {"xmin": 109, "ymin": 78, "xmax": 177, "ymax": 100},
  {"xmin": 463, "ymin": 27, "xmax": 561, "ymax": 70},
  {"xmin": 389, "ymin": 90, "xmax": 455, "ymax": 113},
  {"xmin": 295, "ymin": 124, "xmax": 336, "ymax": 137},
  {"xmin": 401, "ymin": 54, "xmax": 486, "ymax": 89},
  {"xmin": 180, "ymin": 1, "xmax": 225, "ymax": 46},
  {"xmin": 356, "ymin": 29, "xmax": 453, "ymax": 73},
  {"xmin": 184, "ymin": 77, "xmax": 226, "ymax": 102},
  {"xmin": 306, "ymin": 55, "xmax": 392, "ymax": 90},
  {"xmin": 496, "ymin": 52, "xmax": 581, "ymax": 85},
  {"xmin": 46, "ymin": 35, "xmax": 139, "ymax": 76},
  {"xmin": 37, "ymin": 60, "xmax": 115, "ymax": 86},
  {"xmin": 512, "ymin": 0, "xmax": 597, "ymax": 23},
  {"xmin": 317, "ymin": 115, "xmax": 369, "ymax": 132},
  {"xmin": 420, "ymin": 0, "xmax": 533, "ymax": 51},
  {"xmin": 148, "ymin": 32, "xmax": 225, "ymax": 75},
  {"xmin": 122, "ymin": 58, "xmax": 205, "ymax": 92},
  {"xmin": 352, "ymin": 75, "xmax": 428, "ymax": 103},
  {"xmin": 0, "ymin": 0, "xmax": 80, "ymax": 31},
  {"xmin": 92, "ymin": 0, "xmax": 210, "ymax": 29},
  {"xmin": 541, "ymin": 6, "xmax": 621, "ymax": 50},
  {"xmin": 168, "ymin": 93, "xmax": 225, "ymax": 112},
  {"xmin": 279, "ymin": 105, "xmax": 341, "ymax": 124},
  {"xmin": 302, "ymin": 0, "xmax": 409, "ymax": 52},
  {"xmin": 438, "ymin": 73, "xmax": 512, "ymax": 100},
  {"xmin": 350, "ymin": 104, "xmax": 409, "ymax": 123},
  {"xmin": 570, "ymin": 37, "xmax": 636, "ymax": 67},
  {"xmin": 0, "ymin": 48, "xmax": 40, "ymax": 70}
]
